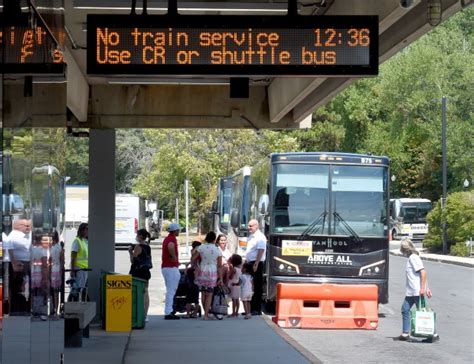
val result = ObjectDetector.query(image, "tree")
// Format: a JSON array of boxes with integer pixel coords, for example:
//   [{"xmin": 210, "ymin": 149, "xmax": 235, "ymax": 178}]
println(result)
[
  {"xmin": 301, "ymin": 8, "xmax": 474, "ymax": 201},
  {"xmin": 133, "ymin": 129, "xmax": 300, "ymax": 226}
]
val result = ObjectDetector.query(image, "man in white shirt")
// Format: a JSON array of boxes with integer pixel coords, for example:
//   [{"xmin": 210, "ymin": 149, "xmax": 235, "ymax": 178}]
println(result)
[
  {"xmin": 8, "ymin": 219, "xmax": 32, "ymax": 314},
  {"xmin": 245, "ymin": 219, "xmax": 267, "ymax": 315}
]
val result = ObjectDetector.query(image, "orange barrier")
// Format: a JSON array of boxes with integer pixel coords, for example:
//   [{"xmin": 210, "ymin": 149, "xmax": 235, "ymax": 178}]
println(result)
[{"xmin": 272, "ymin": 283, "xmax": 378, "ymax": 329}]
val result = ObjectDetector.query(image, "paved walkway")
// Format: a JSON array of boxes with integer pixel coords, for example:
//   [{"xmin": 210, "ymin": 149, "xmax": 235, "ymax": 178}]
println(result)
[
  {"xmin": 64, "ymin": 246, "xmax": 317, "ymax": 364},
  {"xmin": 124, "ymin": 315, "xmax": 314, "ymax": 364}
]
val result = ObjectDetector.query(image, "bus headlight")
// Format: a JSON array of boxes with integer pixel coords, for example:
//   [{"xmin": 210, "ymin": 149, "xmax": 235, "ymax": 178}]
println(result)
[
  {"xmin": 359, "ymin": 260, "xmax": 386, "ymax": 276},
  {"xmin": 273, "ymin": 257, "xmax": 300, "ymax": 274}
]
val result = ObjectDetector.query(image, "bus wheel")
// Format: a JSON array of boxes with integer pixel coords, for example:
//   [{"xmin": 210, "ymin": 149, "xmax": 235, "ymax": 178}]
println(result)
[{"xmin": 264, "ymin": 300, "xmax": 276, "ymax": 314}]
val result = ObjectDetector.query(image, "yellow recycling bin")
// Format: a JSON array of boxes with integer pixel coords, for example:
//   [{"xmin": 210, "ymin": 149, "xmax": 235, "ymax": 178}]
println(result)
[{"xmin": 105, "ymin": 274, "xmax": 132, "ymax": 332}]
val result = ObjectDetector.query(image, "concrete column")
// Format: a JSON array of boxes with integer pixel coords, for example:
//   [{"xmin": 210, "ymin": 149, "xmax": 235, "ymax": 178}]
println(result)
[{"xmin": 88, "ymin": 129, "xmax": 115, "ymax": 306}]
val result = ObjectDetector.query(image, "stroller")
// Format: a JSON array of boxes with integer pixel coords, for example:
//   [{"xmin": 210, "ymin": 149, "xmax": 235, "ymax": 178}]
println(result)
[
  {"xmin": 172, "ymin": 267, "xmax": 188, "ymax": 314},
  {"xmin": 172, "ymin": 265, "xmax": 202, "ymax": 317}
]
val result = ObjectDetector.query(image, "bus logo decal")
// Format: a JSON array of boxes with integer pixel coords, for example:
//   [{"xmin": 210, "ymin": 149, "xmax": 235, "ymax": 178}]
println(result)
[{"xmin": 307, "ymin": 254, "xmax": 353, "ymax": 265}]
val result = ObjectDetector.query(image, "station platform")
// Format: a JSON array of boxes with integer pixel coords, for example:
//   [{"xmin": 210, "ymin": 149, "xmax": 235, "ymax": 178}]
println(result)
[
  {"xmin": 61, "ymin": 247, "xmax": 318, "ymax": 364},
  {"xmin": 64, "ymin": 314, "xmax": 317, "ymax": 364}
]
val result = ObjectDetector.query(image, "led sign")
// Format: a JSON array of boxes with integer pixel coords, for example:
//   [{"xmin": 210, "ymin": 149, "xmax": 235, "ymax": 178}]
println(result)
[
  {"xmin": 0, "ymin": 14, "xmax": 65, "ymax": 74},
  {"xmin": 87, "ymin": 15, "xmax": 378, "ymax": 76}
]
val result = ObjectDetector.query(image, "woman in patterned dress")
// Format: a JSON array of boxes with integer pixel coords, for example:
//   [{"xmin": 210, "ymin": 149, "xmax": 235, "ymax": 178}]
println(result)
[{"xmin": 192, "ymin": 231, "xmax": 223, "ymax": 320}]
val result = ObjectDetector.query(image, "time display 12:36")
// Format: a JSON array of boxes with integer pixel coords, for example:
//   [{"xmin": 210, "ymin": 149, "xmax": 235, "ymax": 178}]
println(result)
[{"xmin": 314, "ymin": 28, "xmax": 370, "ymax": 47}]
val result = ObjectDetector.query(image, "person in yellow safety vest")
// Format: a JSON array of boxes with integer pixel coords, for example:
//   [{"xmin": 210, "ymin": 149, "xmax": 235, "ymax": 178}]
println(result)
[{"xmin": 70, "ymin": 223, "xmax": 89, "ymax": 301}]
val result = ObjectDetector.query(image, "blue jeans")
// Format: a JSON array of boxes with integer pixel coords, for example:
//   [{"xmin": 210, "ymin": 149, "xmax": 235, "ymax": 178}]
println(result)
[{"xmin": 401, "ymin": 296, "xmax": 419, "ymax": 334}]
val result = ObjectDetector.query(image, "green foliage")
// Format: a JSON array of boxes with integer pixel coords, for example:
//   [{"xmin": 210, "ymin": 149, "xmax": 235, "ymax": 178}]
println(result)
[
  {"xmin": 132, "ymin": 129, "xmax": 299, "ymax": 225},
  {"xmin": 450, "ymin": 242, "xmax": 470, "ymax": 257},
  {"xmin": 116, "ymin": 129, "xmax": 154, "ymax": 193},
  {"xmin": 314, "ymin": 8, "xmax": 474, "ymax": 201},
  {"xmin": 291, "ymin": 110, "xmax": 345, "ymax": 152},
  {"xmin": 424, "ymin": 191, "xmax": 474, "ymax": 254},
  {"xmin": 66, "ymin": 133, "xmax": 89, "ymax": 185}
]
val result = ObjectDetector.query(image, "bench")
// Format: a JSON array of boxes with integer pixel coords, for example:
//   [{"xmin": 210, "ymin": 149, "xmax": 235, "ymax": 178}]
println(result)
[{"xmin": 64, "ymin": 302, "xmax": 96, "ymax": 347}]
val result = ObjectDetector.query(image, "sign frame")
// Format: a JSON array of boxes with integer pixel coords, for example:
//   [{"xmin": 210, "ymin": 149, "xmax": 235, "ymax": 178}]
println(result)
[{"xmin": 87, "ymin": 14, "xmax": 379, "ymax": 76}]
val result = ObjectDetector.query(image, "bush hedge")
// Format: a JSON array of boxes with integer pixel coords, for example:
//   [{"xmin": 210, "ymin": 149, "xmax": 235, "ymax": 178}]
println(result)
[{"xmin": 424, "ymin": 191, "xmax": 474, "ymax": 256}]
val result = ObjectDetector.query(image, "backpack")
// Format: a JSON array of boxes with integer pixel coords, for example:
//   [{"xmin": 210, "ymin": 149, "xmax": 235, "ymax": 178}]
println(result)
[{"xmin": 134, "ymin": 245, "xmax": 153, "ymax": 270}]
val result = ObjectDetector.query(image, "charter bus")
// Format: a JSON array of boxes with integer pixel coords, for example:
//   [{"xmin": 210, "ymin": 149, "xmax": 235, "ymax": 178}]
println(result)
[
  {"xmin": 245, "ymin": 152, "xmax": 390, "ymax": 307},
  {"xmin": 228, "ymin": 166, "xmax": 252, "ymax": 255},
  {"xmin": 210, "ymin": 176, "xmax": 233, "ymax": 236},
  {"xmin": 390, "ymin": 198, "xmax": 432, "ymax": 241}
]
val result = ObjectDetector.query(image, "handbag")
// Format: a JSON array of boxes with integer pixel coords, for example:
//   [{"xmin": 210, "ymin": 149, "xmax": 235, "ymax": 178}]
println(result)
[
  {"xmin": 211, "ymin": 286, "xmax": 229, "ymax": 318},
  {"xmin": 410, "ymin": 296, "xmax": 436, "ymax": 338}
]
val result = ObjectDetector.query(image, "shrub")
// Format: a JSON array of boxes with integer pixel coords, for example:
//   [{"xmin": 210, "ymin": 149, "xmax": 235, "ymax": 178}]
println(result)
[
  {"xmin": 449, "ymin": 242, "xmax": 471, "ymax": 257},
  {"xmin": 424, "ymin": 191, "xmax": 474, "ymax": 255}
]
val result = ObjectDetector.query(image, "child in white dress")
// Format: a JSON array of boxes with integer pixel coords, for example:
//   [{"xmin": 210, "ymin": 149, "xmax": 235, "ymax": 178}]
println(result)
[
  {"xmin": 227, "ymin": 254, "xmax": 243, "ymax": 317},
  {"xmin": 240, "ymin": 262, "xmax": 254, "ymax": 319}
]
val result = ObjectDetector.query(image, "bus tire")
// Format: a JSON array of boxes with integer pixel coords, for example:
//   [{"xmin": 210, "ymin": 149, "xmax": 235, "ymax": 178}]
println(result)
[{"xmin": 264, "ymin": 300, "xmax": 276, "ymax": 314}]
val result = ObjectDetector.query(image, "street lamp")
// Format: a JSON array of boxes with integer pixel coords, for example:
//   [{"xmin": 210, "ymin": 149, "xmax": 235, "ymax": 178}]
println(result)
[
  {"xmin": 391, "ymin": 175, "xmax": 396, "ymax": 182},
  {"xmin": 464, "ymin": 179, "xmax": 470, "ymax": 189}
]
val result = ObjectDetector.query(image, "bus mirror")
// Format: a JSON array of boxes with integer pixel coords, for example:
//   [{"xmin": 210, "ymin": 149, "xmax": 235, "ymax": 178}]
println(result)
[
  {"xmin": 211, "ymin": 200, "xmax": 218, "ymax": 213},
  {"xmin": 258, "ymin": 194, "xmax": 269, "ymax": 215},
  {"xmin": 230, "ymin": 208, "xmax": 240, "ymax": 228}
]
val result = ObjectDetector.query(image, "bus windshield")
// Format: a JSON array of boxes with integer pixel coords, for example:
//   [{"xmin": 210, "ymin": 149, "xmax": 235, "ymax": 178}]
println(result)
[
  {"xmin": 220, "ymin": 185, "xmax": 232, "ymax": 225},
  {"xmin": 272, "ymin": 163, "xmax": 387, "ymax": 237},
  {"xmin": 401, "ymin": 202, "xmax": 432, "ymax": 223}
]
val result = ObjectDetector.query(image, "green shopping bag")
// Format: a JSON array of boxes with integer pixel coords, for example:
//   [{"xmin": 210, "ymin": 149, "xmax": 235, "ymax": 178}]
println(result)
[{"xmin": 410, "ymin": 296, "xmax": 436, "ymax": 338}]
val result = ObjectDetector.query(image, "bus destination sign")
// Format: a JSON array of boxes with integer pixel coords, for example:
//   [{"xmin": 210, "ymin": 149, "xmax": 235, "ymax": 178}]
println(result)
[{"xmin": 87, "ymin": 15, "xmax": 378, "ymax": 76}]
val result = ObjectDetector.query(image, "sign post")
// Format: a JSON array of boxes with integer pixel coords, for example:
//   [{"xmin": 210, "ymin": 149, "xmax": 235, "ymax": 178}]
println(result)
[{"xmin": 105, "ymin": 274, "xmax": 132, "ymax": 332}]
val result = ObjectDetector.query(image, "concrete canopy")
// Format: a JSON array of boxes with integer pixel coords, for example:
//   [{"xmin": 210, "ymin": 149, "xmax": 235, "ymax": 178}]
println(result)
[{"xmin": 5, "ymin": 0, "xmax": 468, "ymax": 129}]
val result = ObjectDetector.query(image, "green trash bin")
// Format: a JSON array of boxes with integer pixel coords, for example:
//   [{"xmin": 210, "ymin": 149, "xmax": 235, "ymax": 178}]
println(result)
[{"xmin": 132, "ymin": 277, "xmax": 147, "ymax": 329}]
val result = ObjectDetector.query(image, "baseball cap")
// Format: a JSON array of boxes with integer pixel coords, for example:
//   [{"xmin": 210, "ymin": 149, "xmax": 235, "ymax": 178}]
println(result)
[{"xmin": 167, "ymin": 223, "xmax": 181, "ymax": 232}]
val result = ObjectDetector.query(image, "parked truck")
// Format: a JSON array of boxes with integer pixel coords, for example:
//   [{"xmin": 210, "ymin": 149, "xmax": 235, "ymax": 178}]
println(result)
[{"xmin": 65, "ymin": 186, "xmax": 146, "ymax": 249}]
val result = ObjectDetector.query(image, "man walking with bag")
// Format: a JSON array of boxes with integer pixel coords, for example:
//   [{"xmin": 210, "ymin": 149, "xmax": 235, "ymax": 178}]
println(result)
[
  {"xmin": 399, "ymin": 238, "xmax": 439, "ymax": 342},
  {"xmin": 162, "ymin": 223, "xmax": 181, "ymax": 320}
]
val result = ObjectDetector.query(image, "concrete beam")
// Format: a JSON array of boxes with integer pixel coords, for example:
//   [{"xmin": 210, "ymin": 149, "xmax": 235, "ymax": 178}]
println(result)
[
  {"xmin": 268, "ymin": 78, "xmax": 324, "ymax": 123},
  {"xmin": 3, "ymin": 83, "xmax": 66, "ymax": 127},
  {"xmin": 86, "ymin": 84, "xmax": 300, "ymax": 129},
  {"xmin": 65, "ymin": 47, "xmax": 89, "ymax": 122}
]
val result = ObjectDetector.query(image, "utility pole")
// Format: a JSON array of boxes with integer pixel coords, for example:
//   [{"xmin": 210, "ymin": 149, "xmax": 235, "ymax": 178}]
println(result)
[
  {"xmin": 175, "ymin": 198, "xmax": 179, "ymax": 224},
  {"xmin": 185, "ymin": 178, "xmax": 189, "ymax": 255},
  {"xmin": 441, "ymin": 96, "xmax": 448, "ymax": 254}
]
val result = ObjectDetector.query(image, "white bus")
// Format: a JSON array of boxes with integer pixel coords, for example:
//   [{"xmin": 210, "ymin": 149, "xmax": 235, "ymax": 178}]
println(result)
[{"xmin": 390, "ymin": 198, "xmax": 432, "ymax": 241}]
